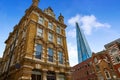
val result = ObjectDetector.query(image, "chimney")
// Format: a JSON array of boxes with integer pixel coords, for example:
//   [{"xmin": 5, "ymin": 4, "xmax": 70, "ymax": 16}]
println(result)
[{"xmin": 32, "ymin": 0, "xmax": 40, "ymax": 7}]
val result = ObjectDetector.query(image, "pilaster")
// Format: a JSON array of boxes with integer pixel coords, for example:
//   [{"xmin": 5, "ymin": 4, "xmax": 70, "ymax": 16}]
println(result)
[{"xmin": 42, "ymin": 69, "xmax": 47, "ymax": 80}]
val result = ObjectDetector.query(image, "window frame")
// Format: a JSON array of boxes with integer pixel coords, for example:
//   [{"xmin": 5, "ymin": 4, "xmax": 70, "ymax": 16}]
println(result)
[
  {"xmin": 35, "ymin": 44, "xmax": 42, "ymax": 59},
  {"xmin": 57, "ymin": 37, "xmax": 62, "ymax": 45},
  {"xmin": 48, "ymin": 32, "xmax": 53, "ymax": 42},
  {"xmin": 58, "ymin": 51, "xmax": 63, "ymax": 64},
  {"xmin": 48, "ymin": 48, "xmax": 54, "ymax": 62},
  {"xmin": 48, "ymin": 22, "xmax": 53, "ymax": 30},
  {"xmin": 38, "ymin": 16, "xmax": 44, "ymax": 24},
  {"xmin": 37, "ymin": 27, "xmax": 43, "ymax": 37},
  {"xmin": 56, "ymin": 26, "xmax": 61, "ymax": 34}
]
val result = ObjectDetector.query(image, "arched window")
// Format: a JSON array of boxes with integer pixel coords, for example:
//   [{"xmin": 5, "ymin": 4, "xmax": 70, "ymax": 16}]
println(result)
[{"xmin": 104, "ymin": 70, "xmax": 111, "ymax": 79}]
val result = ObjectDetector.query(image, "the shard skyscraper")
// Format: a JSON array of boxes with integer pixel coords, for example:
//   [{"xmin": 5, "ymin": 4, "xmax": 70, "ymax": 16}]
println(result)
[{"xmin": 76, "ymin": 22, "xmax": 92, "ymax": 63}]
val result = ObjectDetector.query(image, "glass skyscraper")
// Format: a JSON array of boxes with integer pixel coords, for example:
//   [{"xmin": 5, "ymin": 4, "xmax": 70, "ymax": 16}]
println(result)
[{"xmin": 76, "ymin": 22, "xmax": 92, "ymax": 63}]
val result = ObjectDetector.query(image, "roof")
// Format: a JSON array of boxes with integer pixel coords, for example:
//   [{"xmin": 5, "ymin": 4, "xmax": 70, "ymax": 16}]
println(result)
[{"xmin": 104, "ymin": 38, "xmax": 120, "ymax": 48}]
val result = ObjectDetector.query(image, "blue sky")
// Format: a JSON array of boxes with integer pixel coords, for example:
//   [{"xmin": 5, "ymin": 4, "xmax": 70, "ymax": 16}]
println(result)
[{"xmin": 0, "ymin": 0, "xmax": 120, "ymax": 66}]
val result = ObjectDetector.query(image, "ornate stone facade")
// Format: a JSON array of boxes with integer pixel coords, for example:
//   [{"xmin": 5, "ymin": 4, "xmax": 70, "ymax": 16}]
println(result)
[{"xmin": 0, "ymin": 0, "xmax": 71, "ymax": 80}]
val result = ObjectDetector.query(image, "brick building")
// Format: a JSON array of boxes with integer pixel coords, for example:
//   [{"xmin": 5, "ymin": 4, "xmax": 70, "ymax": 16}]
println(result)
[
  {"xmin": 92, "ymin": 51, "xmax": 115, "ymax": 80},
  {"xmin": 71, "ymin": 58, "xmax": 97, "ymax": 80},
  {"xmin": 105, "ymin": 38, "xmax": 120, "ymax": 79},
  {"xmin": 0, "ymin": 0, "xmax": 71, "ymax": 80}
]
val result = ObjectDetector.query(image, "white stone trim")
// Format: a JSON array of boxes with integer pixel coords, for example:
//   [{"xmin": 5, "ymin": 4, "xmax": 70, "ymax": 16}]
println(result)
[
  {"xmin": 23, "ymin": 65, "xmax": 33, "ymax": 69},
  {"xmin": 32, "ymin": 11, "xmax": 39, "ymax": 16},
  {"xmin": 18, "ymin": 76, "xmax": 31, "ymax": 80},
  {"xmin": 25, "ymin": 56, "xmax": 32, "ymax": 59}
]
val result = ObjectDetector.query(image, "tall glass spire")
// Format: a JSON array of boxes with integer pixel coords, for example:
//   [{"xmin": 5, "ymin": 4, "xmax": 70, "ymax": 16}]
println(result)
[{"xmin": 76, "ymin": 22, "xmax": 92, "ymax": 63}]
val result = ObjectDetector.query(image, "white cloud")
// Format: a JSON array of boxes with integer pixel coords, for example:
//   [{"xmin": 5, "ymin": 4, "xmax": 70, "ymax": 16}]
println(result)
[
  {"xmin": 67, "ymin": 43, "xmax": 78, "ymax": 66},
  {"xmin": 67, "ymin": 29, "xmax": 76, "ymax": 38},
  {"xmin": 68, "ymin": 14, "xmax": 111, "ymax": 35}
]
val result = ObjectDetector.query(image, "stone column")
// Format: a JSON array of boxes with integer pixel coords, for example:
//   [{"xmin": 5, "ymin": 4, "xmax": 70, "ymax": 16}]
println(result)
[
  {"xmin": 56, "ymin": 71, "xmax": 59, "ymax": 80},
  {"xmin": 43, "ymin": 69, "xmax": 47, "ymax": 80}
]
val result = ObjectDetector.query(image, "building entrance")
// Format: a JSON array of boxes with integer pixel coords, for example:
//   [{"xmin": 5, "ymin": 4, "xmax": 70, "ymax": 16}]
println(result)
[
  {"xmin": 47, "ymin": 71, "xmax": 56, "ymax": 80},
  {"xmin": 31, "ymin": 69, "xmax": 41, "ymax": 80}
]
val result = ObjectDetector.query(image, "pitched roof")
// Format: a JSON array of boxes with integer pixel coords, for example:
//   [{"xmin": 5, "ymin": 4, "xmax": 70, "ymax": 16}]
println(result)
[{"xmin": 104, "ymin": 38, "xmax": 120, "ymax": 48}]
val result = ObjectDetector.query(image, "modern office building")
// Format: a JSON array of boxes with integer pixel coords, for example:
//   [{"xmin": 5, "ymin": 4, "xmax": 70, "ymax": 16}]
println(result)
[
  {"xmin": 76, "ymin": 23, "xmax": 92, "ymax": 63},
  {"xmin": 0, "ymin": 0, "xmax": 71, "ymax": 80}
]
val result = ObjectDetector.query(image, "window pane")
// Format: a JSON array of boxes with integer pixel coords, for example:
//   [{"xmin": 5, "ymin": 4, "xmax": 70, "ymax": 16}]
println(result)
[
  {"xmin": 48, "ymin": 33, "xmax": 53, "ymax": 42},
  {"xmin": 48, "ymin": 48, "xmax": 53, "ymax": 62},
  {"xmin": 56, "ymin": 26, "xmax": 60, "ymax": 33},
  {"xmin": 57, "ymin": 37, "xmax": 62, "ymax": 44},
  {"xmin": 35, "ymin": 44, "xmax": 42, "ymax": 59},
  {"xmin": 48, "ymin": 22, "xmax": 53, "ymax": 30},
  {"xmin": 37, "ymin": 28, "xmax": 43, "ymax": 37},
  {"xmin": 38, "ymin": 17, "xmax": 43, "ymax": 24},
  {"xmin": 58, "ymin": 52, "xmax": 63, "ymax": 64}
]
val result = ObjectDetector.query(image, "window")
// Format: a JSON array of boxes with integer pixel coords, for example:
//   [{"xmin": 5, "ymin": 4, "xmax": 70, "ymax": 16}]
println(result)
[
  {"xmin": 111, "ymin": 48, "xmax": 118, "ymax": 55},
  {"xmin": 35, "ymin": 44, "xmax": 42, "ymax": 59},
  {"xmin": 37, "ymin": 28, "xmax": 43, "ymax": 37},
  {"xmin": 48, "ymin": 32, "xmax": 53, "ymax": 42},
  {"xmin": 48, "ymin": 22, "xmax": 53, "ymax": 30},
  {"xmin": 58, "ymin": 52, "xmax": 63, "ymax": 64},
  {"xmin": 105, "ymin": 71, "xmax": 111, "ymax": 79},
  {"xmin": 114, "ymin": 54, "xmax": 120, "ymax": 63},
  {"xmin": 59, "ymin": 74, "xmax": 65, "ymax": 80},
  {"xmin": 38, "ymin": 17, "xmax": 44, "ymax": 24},
  {"xmin": 56, "ymin": 26, "xmax": 61, "ymax": 34},
  {"xmin": 118, "ymin": 67, "xmax": 120, "ymax": 73},
  {"xmin": 116, "ymin": 56, "xmax": 120, "ymax": 62},
  {"xmin": 94, "ymin": 57, "xmax": 98, "ymax": 63},
  {"xmin": 32, "ymin": 69, "xmax": 41, "ymax": 80},
  {"xmin": 48, "ymin": 48, "xmax": 54, "ymax": 62},
  {"xmin": 57, "ymin": 37, "xmax": 62, "ymax": 45}
]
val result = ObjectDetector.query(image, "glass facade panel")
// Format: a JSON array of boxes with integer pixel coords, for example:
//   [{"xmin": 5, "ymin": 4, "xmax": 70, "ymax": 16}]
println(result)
[{"xmin": 76, "ymin": 23, "xmax": 92, "ymax": 63}]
